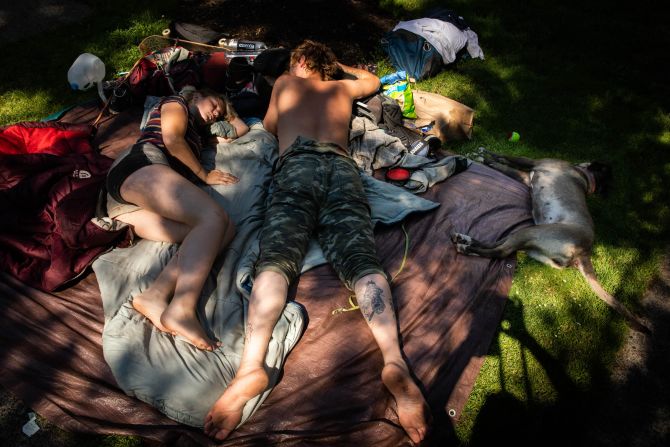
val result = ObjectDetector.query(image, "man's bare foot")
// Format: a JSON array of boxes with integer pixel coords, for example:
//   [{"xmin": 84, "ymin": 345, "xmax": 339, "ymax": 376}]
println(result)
[
  {"xmin": 160, "ymin": 302, "xmax": 220, "ymax": 351},
  {"xmin": 381, "ymin": 361, "xmax": 431, "ymax": 444},
  {"xmin": 204, "ymin": 366, "xmax": 269, "ymax": 440},
  {"xmin": 131, "ymin": 290, "xmax": 170, "ymax": 333}
]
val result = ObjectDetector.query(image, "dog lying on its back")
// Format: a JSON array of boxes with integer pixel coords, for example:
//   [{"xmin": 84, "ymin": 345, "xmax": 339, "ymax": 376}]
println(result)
[{"xmin": 452, "ymin": 147, "xmax": 649, "ymax": 333}]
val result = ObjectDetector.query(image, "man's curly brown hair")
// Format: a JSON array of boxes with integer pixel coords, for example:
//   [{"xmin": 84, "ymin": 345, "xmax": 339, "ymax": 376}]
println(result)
[{"xmin": 290, "ymin": 40, "xmax": 339, "ymax": 80}]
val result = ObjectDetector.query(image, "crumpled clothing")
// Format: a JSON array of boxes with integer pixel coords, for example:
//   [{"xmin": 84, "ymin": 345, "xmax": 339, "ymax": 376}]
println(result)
[{"xmin": 348, "ymin": 115, "xmax": 471, "ymax": 193}]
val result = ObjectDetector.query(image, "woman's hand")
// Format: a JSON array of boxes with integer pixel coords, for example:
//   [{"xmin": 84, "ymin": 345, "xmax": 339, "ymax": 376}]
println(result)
[{"xmin": 205, "ymin": 169, "xmax": 239, "ymax": 185}]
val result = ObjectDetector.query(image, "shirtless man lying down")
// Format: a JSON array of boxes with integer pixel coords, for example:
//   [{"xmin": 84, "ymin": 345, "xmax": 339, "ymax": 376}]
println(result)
[{"xmin": 204, "ymin": 40, "xmax": 430, "ymax": 444}]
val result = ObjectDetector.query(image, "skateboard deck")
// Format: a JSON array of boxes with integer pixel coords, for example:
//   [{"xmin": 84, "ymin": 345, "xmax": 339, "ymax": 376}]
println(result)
[
  {"xmin": 139, "ymin": 35, "xmax": 228, "ymax": 55},
  {"xmin": 138, "ymin": 35, "xmax": 265, "ymax": 63}
]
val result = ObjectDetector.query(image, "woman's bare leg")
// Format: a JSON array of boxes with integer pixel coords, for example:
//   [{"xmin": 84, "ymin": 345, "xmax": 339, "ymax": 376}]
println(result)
[
  {"xmin": 204, "ymin": 270, "xmax": 287, "ymax": 440},
  {"xmin": 354, "ymin": 273, "xmax": 430, "ymax": 444},
  {"xmin": 119, "ymin": 164, "xmax": 235, "ymax": 350},
  {"xmin": 118, "ymin": 209, "xmax": 233, "ymax": 334},
  {"xmin": 116, "ymin": 210, "xmax": 190, "ymax": 333}
]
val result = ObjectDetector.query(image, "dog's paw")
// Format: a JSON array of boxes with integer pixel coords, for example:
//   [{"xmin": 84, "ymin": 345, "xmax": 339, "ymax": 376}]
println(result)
[
  {"xmin": 451, "ymin": 233, "xmax": 473, "ymax": 254},
  {"xmin": 451, "ymin": 232, "xmax": 472, "ymax": 244}
]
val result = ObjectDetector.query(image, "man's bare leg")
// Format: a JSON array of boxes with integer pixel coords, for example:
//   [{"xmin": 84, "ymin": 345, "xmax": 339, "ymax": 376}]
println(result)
[
  {"xmin": 204, "ymin": 270, "xmax": 288, "ymax": 440},
  {"xmin": 355, "ymin": 273, "xmax": 430, "ymax": 444}
]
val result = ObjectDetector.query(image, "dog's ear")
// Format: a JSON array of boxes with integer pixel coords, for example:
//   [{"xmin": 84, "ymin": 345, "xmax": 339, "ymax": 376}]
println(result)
[{"xmin": 588, "ymin": 161, "xmax": 612, "ymax": 196}]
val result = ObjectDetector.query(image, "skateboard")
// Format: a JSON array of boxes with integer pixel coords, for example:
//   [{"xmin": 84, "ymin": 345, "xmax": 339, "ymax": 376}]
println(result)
[
  {"xmin": 138, "ymin": 35, "xmax": 265, "ymax": 63},
  {"xmin": 139, "ymin": 35, "xmax": 228, "ymax": 55}
]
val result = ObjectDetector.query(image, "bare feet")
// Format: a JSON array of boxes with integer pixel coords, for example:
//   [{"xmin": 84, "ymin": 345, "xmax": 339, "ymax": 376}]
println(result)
[
  {"xmin": 131, "ymin": 290, "xmax": 170, "ymax": 333},
  {"xmin": 160, "ymin": 302, "xmax": 220, "ymax": 351},
  {"xmin": 204, "ymin": 366, "xmax": 269, "ymax": 440},
  {"xmin": 381, "ymin": 361, "xmax": 431, "ymax": 444}
]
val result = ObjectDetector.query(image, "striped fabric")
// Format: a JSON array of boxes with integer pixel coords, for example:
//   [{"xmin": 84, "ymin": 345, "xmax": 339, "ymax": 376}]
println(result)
[{"xmin": 136, "ymin": 95, "xmax": 202, "ymax": 158}]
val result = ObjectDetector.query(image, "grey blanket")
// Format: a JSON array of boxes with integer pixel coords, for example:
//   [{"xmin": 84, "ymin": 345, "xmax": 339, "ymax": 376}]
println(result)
[
  {"xmin": 94, "ymin": 128, "xmax": 305, "ymax": 428},
  {"xmin": 93, "ymin": 127, "xmax": 441, "ymax": 428}
]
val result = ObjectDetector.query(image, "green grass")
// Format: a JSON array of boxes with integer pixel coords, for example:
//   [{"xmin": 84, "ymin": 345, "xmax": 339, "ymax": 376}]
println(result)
[
  {"xmin": 0, "ymin": 1, "xmax": 174, "ymax": 125},
  {"xmin": 1, "ymin": 0, "xmax": 669, "ymax": 445},
  {"xmin": 397, "ymin": 0, "xmax": 670, "ymax": 444}
]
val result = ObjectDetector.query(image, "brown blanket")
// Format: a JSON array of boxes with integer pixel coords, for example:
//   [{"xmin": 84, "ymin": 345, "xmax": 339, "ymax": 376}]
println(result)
[{"xmin": 0, "ymin": 104, "xmax": 532, "ymax": 445}]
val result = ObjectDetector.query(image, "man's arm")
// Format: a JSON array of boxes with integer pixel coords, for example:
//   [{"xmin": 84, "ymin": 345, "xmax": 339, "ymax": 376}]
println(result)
[{"xmin": 337, "ymin": 63, "xmax": 381, "ymax": 99}]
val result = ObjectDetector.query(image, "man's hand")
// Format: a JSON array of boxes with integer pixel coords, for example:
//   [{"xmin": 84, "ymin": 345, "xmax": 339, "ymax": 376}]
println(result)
[{"xmin": 205, "ymin": 169, "xmax": 239, "ymax": 185}]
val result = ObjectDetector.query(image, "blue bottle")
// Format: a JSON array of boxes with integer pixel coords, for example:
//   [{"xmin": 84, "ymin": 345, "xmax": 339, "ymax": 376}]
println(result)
[{"xmin": 380, "ymin": 70, "xmax": 407, "ymax": 85}]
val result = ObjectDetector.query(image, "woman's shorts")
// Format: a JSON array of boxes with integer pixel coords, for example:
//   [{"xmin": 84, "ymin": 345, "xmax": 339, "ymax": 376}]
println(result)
[{"xmin": 105, "ymin": 143, "xmax": 169, "ymax": 218}]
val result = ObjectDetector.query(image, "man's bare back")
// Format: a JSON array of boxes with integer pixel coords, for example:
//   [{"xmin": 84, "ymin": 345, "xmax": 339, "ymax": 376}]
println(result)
[
  {"xmin": 263, "ymin": 61, "xmax": 380, "ymax": 155},
  {"xmin": 272, "ymin": 76, "xmax": 351, "ymax": 154}
]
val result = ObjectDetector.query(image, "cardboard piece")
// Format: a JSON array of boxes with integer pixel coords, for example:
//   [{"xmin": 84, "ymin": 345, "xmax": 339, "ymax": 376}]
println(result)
[{"xmin": 411, "ymin": 89, "xmax": 475, "ymax": 141}]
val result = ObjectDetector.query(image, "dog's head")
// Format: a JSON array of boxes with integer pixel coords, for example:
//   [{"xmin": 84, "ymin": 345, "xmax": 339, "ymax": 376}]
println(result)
[{"xmin": 584, "ymin": 161, "xmax": 612, "ymax": 196}]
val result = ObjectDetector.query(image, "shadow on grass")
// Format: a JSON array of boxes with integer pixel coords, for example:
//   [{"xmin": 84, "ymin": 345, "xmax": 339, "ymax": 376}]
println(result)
[{"xmin": 468, "ymin": 282, "xmax": 670, "ymax": 446}]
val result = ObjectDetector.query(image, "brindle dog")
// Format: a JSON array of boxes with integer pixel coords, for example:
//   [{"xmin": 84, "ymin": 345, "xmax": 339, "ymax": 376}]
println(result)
[{"xmin": 452, "ymin": 147, "xmax": 649, "ymax": 333}]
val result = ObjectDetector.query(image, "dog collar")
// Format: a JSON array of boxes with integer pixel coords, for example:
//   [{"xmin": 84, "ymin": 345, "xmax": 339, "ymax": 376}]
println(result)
[{"xmin": 574, "ymin": 165, "xmax": 596, "ymax": 195}]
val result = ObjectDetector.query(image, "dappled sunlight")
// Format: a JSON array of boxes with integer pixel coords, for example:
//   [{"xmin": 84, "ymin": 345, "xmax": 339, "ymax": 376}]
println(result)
[
  {"xmin": 1, "ymin": 0, "xmax": 668, "ymax": 445},
  {"xmin": 380, "ymin": 0, "xmax": 425, "ymax": 14},
  {"xmin": 0, "ymin": 90, "xmax": 57, "ymax": 124},
  {"xmin": 0, "ymin": 3, "xmax": 170, "ymax": 127}
]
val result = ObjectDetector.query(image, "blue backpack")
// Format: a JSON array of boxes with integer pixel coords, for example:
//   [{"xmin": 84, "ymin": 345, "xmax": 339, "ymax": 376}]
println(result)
[{"xmin": 381, "ymin": 29, "xmax": 443, "ymax": 81}]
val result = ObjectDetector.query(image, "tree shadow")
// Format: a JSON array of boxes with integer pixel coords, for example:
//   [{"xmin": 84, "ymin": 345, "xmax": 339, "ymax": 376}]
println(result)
[{"xmin": 468, "ymin": 277, "xmax": 670, "ymax": 446}]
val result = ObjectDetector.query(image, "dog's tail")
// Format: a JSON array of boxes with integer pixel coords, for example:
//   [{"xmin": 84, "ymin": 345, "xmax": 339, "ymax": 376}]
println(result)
[{"xmin": 575, "ymin": 256, "xmax": 650, "ymax": 334}]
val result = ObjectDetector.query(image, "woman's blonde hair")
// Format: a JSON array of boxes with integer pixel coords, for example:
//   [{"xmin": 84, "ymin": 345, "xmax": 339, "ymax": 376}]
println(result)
[{"xmin": 180, "ymin": 86, "xmax": 237, "ymax": 120}]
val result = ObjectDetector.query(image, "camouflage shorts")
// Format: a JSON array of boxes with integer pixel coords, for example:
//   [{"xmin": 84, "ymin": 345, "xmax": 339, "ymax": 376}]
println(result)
[{"xmin": 256, "ymin": 137, "xmax": 385, "ymax": 289}]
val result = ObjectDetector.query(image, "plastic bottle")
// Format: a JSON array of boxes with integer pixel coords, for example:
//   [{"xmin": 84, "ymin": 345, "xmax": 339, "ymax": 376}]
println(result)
[
  {"xmin": 408, "ymin": 135, "xmax": 441, "ymax": 157},
  {"xmin": 379, "ymin": 70, "xmax": 407, "ymax": 85},
  {"xmin": 67, "ymin": 53, "xmax": 107, "ymax": 102},
  {"xmin": 218, "ymin": 38, "xmax": 268, "ymax": 53}
]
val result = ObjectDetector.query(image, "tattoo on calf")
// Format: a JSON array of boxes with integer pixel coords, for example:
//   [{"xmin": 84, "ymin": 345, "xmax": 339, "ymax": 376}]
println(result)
[{"xmin": 360, "ymin": 280, "xmax": 386, "ymax": 321}]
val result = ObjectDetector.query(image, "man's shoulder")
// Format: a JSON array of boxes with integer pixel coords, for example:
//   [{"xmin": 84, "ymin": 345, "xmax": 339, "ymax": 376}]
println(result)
[{"xmin": 275, "ymin": 73, "xmax": 298, "ymax": 85}]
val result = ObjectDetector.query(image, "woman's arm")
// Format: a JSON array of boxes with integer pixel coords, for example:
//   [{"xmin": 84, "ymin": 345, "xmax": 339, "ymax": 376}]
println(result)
[
  {"xmin": 229, "ymin": 116, "xmax": 249, "ymax": 138},
  {"xmin": 161, "ymin": 102, "xmax": 238, "ymax": 185},
  {"xmin": 221, "ymin": 96, "xmax": 249, "ymax": 138}
]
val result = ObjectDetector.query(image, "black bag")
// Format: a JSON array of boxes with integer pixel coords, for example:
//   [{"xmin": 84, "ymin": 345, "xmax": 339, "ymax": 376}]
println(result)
[{"xmin": 354, "ymin": 93, "xmax": 423, "ymax": 149}]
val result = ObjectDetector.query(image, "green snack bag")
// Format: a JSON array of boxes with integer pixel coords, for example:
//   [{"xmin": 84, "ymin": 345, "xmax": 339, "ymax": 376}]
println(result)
[{"xmin": 382, "ymin": 79, "xmax": 417, "ymax": 119}]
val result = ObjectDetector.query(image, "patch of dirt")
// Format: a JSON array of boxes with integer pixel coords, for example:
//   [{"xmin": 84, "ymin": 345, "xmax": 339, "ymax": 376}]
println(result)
[
  {"xmin": 176, "ymin": 0, "xmax": 399, "ymax": 64},
  {"xmin": 584, "ymin": 254, "xmax": 670, "ymax": 446}
]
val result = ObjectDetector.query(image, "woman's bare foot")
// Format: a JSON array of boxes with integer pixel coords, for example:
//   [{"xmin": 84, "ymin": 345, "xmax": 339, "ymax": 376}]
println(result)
[
  {"xmin": 381, "ymin": 361, "xmax": 431, "ymax": 444},
  {"xmin": 131, "ymin": 289, "xmax": 170, "ymax": 333},
  {"xmin": 160, "ymin": 302, "xmax": 220, "ymax": 350},
  {"xmin": 204, "ymin": 366, "xmax": 269, "ymax": 440}
]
